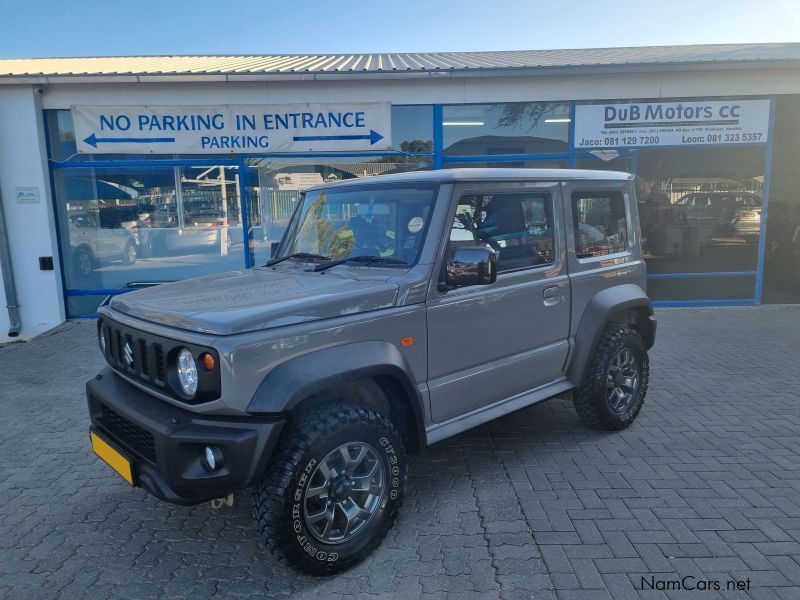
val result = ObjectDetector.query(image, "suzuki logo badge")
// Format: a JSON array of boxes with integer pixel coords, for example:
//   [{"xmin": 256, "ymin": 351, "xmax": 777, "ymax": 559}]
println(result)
[{"xmin": 123, "ymin": 341, "xmax": 134, "ymax": 368}]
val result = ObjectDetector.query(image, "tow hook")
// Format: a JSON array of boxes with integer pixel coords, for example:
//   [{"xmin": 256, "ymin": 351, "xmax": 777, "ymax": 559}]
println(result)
[{"xmin": 210, "ymin": 494, "xmax": 234, "ymax": 509}]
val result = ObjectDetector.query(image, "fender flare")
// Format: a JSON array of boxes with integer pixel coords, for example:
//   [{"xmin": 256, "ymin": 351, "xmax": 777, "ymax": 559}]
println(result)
[
  {"xmin": 567, "ymin": 284, "xmax": 654, "ymax": 385},
  {"xmin": 246, "ymin": 340, "xmax": 426, "ymax": 451}
]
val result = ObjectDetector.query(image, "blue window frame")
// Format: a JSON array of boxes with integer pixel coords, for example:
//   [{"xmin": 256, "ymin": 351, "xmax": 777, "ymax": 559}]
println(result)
[{"xmin": 45, "ymin": 95, "xmax": 777, "ymax": 315}]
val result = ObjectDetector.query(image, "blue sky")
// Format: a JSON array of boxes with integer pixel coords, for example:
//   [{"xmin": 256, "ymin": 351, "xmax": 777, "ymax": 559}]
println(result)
[{"xmin": 1, "ymin": 0, "xmax": 798, "ymax": 58}]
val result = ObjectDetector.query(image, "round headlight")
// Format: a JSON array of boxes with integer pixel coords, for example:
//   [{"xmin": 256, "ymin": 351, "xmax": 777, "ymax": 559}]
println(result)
[{"xmin": 177, "ymin": 348, "xmax": 198, "ymax": 397}]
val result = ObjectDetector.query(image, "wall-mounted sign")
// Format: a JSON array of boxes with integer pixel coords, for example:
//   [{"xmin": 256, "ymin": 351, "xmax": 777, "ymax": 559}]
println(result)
[
  {"xmin": 72, "ymin": 103, "xmax": 392, "ymax": 154},
  {"xmin": 15, "ymin": 187, "xmax": 40, "ymax": 204},
  {"xmin": 574, "ymin": 99, "xmax": 770, "ymax": 149}
]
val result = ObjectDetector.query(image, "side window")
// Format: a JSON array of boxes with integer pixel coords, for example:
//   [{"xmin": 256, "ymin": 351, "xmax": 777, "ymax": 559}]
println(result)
[
  {"xmin": 449, "ymin": 192, "xmax": 554, "ymax": 272},
  {"xmin": 572, "ymin": 191, "xmax": 629, "ymax": 258}
]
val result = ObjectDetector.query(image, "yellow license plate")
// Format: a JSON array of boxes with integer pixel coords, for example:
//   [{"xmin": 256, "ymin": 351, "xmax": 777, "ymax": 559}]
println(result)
[{"xmin": 91, "ymin": 431, "xmax": 134, "ymax": 485}]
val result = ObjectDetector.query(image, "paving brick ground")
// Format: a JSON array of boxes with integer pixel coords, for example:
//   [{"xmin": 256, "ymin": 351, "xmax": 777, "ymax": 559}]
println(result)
[{"xmin": 1, "ymin": 306, "xmax": 799, "ymax": 599}]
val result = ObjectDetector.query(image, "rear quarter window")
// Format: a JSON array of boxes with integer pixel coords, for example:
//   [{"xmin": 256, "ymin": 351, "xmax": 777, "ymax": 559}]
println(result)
[{"xmin": 572, "ymin": 191, "xmax": 629, "ymax": 258}]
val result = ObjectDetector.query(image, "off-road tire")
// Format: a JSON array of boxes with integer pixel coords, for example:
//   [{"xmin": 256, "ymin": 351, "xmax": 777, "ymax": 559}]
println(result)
[
  {"xmin": 573, "ymin": 323, "xmax": 649, "ymax": 431},
  {"xmin": 252, "ymin": 401, "xmax": 406, "ymax": 575}
]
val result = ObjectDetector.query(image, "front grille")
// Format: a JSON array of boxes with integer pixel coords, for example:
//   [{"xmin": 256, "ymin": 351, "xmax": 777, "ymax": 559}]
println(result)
[
  {"xmin": 154, "ymin": 344, "xmax": 166, "ymax": 381},
  {"xmin": 104, "ymin": 321, "xmax": 169, "ymax": 392},
  {"xmin": 99, "ymin": 316, "xmax": 220, "ymax": 404},
  {"xmin": 101, "ymin": 405, "xmax": 156, "ymax": 463},
  {"xmin": 139, "ymin": 340, "xmax": 150, "ymax": 377}
]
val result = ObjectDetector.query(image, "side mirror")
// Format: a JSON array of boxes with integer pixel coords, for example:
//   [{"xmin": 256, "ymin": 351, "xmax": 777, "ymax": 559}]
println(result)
[
  {"xmin": 443, "ymin": 246, "xmax": 497, "ymax": 290},
  {"xmin": 270, "ymin": 241, "xmax": 280, "ymax": 258}
]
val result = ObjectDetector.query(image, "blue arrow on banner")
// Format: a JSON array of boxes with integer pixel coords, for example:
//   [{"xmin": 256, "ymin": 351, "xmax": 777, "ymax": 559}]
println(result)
[
  {"xmin": 293, "ymin": 130, "xmax": 384, "ymax": 145},
  {"xmin": 83, "ymin": 133, "xmax": 176, "ymax": 148}
]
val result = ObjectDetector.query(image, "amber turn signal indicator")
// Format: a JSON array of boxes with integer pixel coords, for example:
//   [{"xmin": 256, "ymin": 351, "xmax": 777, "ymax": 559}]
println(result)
[
  {"xmin": 200, "ymin": 352, "xmax": 216, "ymax": 371},
  {"xmin": 401, "ymin": 337, "xmax": 414, "ymax": 347}
]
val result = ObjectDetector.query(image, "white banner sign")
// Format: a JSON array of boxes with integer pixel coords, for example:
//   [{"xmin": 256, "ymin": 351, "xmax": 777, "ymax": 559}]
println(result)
[
  {"xmin": 574, "ymin": 99, "xmax": 770, "ymax": 149},
  {"xmin": 72, "ymin": 103, "xmax": 392, "ymax": 154}
]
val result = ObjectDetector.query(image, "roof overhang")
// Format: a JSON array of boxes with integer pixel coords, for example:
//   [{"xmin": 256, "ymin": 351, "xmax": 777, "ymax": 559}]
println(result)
[{"xmin": 2, "ymin": 59, "xmax": 799, "ymax": 86}]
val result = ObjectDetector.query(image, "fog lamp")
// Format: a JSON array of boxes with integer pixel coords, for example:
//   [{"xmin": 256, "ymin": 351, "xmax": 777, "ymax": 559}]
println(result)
[{"xmin": 204, "ymin": 446, "xmax": 223, "ymax": 472}]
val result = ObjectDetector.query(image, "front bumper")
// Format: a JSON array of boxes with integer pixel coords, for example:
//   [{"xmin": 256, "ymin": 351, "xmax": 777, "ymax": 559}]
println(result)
[{"xmin": 87, "ymin": 367, "xmax": 284, "ymax": 505}]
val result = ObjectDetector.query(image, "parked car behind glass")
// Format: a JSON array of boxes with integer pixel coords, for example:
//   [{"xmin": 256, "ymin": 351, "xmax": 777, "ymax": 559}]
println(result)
[
  {"xmin": 675, "ymin": 191, "xmax": 762, "ymax": 238},
  {"xmin": 68, "ymin": 212, "xmax": 138, "ymax": 281}
]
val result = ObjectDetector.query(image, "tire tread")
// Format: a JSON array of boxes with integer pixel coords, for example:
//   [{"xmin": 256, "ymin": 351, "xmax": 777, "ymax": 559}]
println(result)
[
  {"xmin": 252, "ymin": 401, "xmax": 405, "ymax": 575},
  {"xmin": 573, "ymin": 323, "xmax": 649, "ymax": 431}
]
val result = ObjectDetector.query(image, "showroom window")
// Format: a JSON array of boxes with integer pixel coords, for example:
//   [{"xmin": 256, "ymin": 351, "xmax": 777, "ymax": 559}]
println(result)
[
  {"xmin": 634, "ymin": 145, "xmax": 767, "ymax": 301},
  {"xmin": 574, "ymin": 144, "xmax": 768, "ymax": 302},
  {"xmin": 53, "ymin": 165, "xmax": 246, "ymax": 317},
  {"xmin": 45, "ymin": 105, "xmax": 435, "ymax": 316},
  {"xmin": 391, "ymin": 105, "xmax": 433, "ymax": 153},
  {"xmin": 442, "ymin": 102, "xmax": 570, "ymax": 157},
  {"xmin": 44, "ymin": 95, "xmax": 779, "ymax": 314},
  {"xmin": 763, "ymin": 94, "xmax": 800, "ymax": 304}
]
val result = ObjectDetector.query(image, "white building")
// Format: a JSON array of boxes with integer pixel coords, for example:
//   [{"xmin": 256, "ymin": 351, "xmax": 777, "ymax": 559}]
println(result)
[{"xmin": 1, "ymin": 44, "xmax": 799, "ymax": 341}]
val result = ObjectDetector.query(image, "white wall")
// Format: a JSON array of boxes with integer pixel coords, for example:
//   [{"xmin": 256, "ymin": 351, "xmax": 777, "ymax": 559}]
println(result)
[
  {"xmin": 39, "ymin": 67, "xmax": 800, "ymax": 109},
  {"xmin": 0, "ymin": 85, "xmax": 64, "ymax": 342}
]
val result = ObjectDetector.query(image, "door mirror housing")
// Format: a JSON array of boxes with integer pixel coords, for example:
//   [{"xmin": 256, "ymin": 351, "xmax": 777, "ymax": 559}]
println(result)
[
  {"xmin": 443, "ymin": 246, "xmax": 498, "ymax": 290},
  {"xmin": 270, "ymin": 241, "xmax": 280, "ymax": 258}
]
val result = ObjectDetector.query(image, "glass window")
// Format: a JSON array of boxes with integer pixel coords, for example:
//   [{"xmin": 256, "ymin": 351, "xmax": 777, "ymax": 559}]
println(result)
[
  {"xmin": 391, "ymin": 105, "xmax": 433, "ymax": 153},
  {"xmin": 54, "ymin": 166, "xmax": 246, "ymax": 316},
  {"xmin": 572, "ymin": 191, "xmax": 629, "ymax": 258},
  {"xmin": 450, "ymin": 192, "xmax": 554, "ymax": 272},
  {"xmin": 245, "ymin": 156, "xmax": 432, "ymax": 265},
  {"xmin": 278, "ymin": 183, "xmax": 438, "ymax": 266},
  {"xmin": 46, "ymin": 110, "xmax": 78, "ymax": 162},
  {"xmin": 635, "ymin": 145, "xmax": 766, "ymax": 277},
  {"xmin": 764, "ymin": 95, "xmax": 800, "ymax": 303},
  {"xmin": 443, "ymin": 102, "xmax": 570, "ymax": 157}
]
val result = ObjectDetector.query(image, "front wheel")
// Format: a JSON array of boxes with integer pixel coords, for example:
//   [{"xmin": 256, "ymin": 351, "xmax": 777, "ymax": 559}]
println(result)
[
  {"xmin": 252, "ymin": 402, "xmax": 406, "ymax": 574},
  {"xmin": 573, "ymin": 323, "xmax": 649, "ymax": 430},
  {"xmin": 73, "ymin": 246, "xmax": 96, "ymax": 281},
  {"xmin": 121, "ymin": 240, "xmax": 138, "ymax": 265}
]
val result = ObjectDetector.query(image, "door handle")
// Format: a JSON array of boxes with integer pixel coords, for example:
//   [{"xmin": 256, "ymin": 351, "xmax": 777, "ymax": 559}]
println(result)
[{"xmin": 543, "ymin": 286, "xmax": 565, "ymax": 306}]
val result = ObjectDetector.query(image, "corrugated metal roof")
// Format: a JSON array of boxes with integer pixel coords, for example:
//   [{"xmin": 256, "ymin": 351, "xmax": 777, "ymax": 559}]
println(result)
[{"xmin": 0, "ymin": 43, "xmax": 798, "ymax": 80}]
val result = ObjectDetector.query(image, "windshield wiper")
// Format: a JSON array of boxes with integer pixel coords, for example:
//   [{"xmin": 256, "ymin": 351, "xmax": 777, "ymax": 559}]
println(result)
[
  {"xmin": 346, "ymin": 256, "xmax": 409, "ymax": 266},
  {"xmin": 310, "ymin": 255, "xmax": 410, "ymax": 272},
  {"xmin": 265, "ymin": 252, "xmax": 330, "ymax": 267}
]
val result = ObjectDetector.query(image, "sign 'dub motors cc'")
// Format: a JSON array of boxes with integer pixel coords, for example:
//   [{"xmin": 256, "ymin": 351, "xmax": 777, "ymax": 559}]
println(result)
[
  {"xmin": 574, "ymin": 99, "xmax": 770, "ymax": 149},
  {"xmin": 72, "ymin": 103, "xmax": 392, "ymax": 154}
]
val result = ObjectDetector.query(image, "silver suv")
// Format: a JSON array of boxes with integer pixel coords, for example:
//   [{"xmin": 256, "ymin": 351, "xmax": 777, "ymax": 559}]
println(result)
[{"xmin": 87, "ymin": 168, "xmax": 656, "ymax": 574}]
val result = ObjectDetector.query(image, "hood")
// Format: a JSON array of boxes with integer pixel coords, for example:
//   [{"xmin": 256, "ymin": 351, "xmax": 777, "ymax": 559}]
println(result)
[{"xmin": 106, "ymin": 267, "xmax": 398, "ymax": 335}]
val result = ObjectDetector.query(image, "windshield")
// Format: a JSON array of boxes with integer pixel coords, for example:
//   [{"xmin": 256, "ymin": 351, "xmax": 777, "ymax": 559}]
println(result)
[{"xmin": 276, "ymin": 182, "xmax": 438, "ymax": 266}]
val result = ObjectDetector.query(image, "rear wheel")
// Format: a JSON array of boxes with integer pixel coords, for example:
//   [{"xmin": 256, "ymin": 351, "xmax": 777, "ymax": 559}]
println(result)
[
  {"xmin": 252, "ymin": 401, "xmax": 406, "ymax": 574},
  {"xmin": 573, "ymin": 324, "xmax": 649, "ymax": 430}
]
